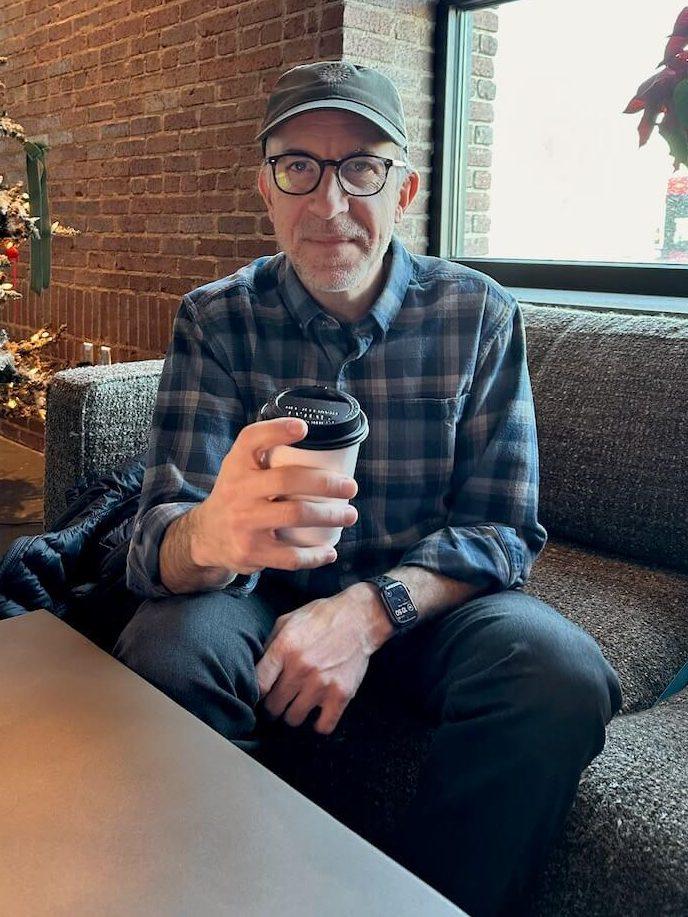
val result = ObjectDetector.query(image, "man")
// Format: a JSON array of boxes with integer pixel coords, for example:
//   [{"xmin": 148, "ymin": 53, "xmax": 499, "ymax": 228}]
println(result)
[{"xmin": 118, "ymin": 62, "xmax": 621, "ymax": 916}]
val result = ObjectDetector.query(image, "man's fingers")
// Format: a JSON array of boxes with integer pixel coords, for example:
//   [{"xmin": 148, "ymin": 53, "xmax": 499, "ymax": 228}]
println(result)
[
  {"xmin": 225, "ymin": 538, "xmax": 337, "ymax": 575},
  {"xmin": 230, "ymin": 417, "xmax": 308, "ymax": 470},
  {"xmin": 250, "ymin": 498, "xmax": 358, "ymax": 534},
  {"xmin": 314, "ymin": 697, "xmax": 349, "ymax": 735},
  {"xmin": 263, "ymin": 540, "xmax": 339, "ymax": 571},
  {"xmin": 262, "ymin": 669, "xmax": 301, "ymax": 718},
  {"xmin": 256, "ymin": 647, "xmax": 284, "ymax": 700},
  {"xmin": 254, "ymin": 465, "xmax": 358, "ymax": 501},
  {"xmin": 283, "ymin": 690, "xmax": 321, "ymax": 728}
]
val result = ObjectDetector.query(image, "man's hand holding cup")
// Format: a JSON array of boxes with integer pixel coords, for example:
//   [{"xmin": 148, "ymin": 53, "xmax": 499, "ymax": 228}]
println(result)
[{"xmin": 190, "ymin": 387, "xmax": 368, "ymax": 576}]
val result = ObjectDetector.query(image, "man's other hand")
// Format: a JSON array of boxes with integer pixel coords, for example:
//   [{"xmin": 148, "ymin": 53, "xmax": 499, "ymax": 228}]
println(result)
[{"xmin": 256, "ymin": 586, "xmax": 392, "ymax": 735}]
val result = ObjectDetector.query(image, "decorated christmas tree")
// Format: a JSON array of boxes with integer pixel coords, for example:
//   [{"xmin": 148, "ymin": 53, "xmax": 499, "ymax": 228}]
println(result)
[{"xmin": 0, "ymin": 55, "xmax": 78, "ymax": 424}]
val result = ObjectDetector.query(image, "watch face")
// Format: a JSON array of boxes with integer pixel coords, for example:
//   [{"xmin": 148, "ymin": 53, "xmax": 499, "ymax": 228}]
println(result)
[{"xmin": 382, "ymin": 582, "xmax": 418, "ymax": 625}]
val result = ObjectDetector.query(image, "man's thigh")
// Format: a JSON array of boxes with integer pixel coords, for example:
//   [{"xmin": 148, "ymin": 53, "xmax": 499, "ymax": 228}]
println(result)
[
  {"xmin": 113, "ymin": 577, "xmax": 309, "ymax": 742},
  {"xmin": 369, "ymin": 586, "xmax": 621, "ymax": 723}
]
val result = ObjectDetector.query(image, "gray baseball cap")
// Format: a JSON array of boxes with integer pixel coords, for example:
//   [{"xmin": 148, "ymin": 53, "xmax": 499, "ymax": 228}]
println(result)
[{"xmin": 256, "ymin": 61, "xmax": 408, "ymax": 151}]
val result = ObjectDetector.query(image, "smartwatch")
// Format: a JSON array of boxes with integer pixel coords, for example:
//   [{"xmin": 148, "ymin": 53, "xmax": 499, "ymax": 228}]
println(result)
[{"xmin": 364, "ymin": 574, "xmax": 419, "ymax": 630}]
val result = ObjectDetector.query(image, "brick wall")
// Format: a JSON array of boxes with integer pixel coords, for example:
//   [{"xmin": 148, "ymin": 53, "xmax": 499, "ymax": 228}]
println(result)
[
  {"xmin": 1, "ymin": 0, "xmax": 345, "ymax": 368},
  {"xmin": 463, "ymin": 7, "xmax": 498, "ymax": 257},
  {"xmin": 1, "ymin": 0, "xmax": 436, "ymax": 379}
]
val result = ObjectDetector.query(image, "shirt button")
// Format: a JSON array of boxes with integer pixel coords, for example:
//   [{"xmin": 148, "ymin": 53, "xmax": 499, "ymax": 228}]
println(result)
[{"xmin": 341, "ymin": 561, "xmax": 352, "ymax": 572}]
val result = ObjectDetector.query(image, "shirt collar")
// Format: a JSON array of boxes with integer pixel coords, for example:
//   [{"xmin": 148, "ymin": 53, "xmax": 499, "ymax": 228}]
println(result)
[{"xmin": 277, "ymin": 235, "xmax": 412, "ymax": 337}]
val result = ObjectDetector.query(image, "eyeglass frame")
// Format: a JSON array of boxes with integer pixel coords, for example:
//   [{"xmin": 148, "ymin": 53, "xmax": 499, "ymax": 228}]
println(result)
[{"xmin": 264, "ymin": 151, "xmax": 409, "ymax": 197}]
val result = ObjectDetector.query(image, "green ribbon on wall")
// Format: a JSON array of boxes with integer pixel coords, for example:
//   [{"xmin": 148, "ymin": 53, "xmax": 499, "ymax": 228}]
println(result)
[{"xmin": 24, "ymin": 140, "xmax": 51, "ymax": 293}]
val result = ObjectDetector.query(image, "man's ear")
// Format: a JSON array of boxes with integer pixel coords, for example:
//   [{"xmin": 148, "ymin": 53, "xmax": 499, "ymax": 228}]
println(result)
[
  {"xmin": 257, "ymin": 165, "xmax": 274, "ymax": 221},
  {"xmin": 395, "ymin": 170, "xmax": 420, "ymax": 224}
]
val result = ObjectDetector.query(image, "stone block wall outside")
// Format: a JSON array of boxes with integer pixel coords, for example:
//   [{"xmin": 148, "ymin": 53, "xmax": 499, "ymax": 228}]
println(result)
[{"xmin": 463, "ymin": 7, "xmax": 498, "ymax": 258}]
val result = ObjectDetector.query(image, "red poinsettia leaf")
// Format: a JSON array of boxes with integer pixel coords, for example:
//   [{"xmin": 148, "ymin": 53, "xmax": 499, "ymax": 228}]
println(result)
[
  {"xmin": 670, "ymin": 6, "xmax": 688, "ymax": 38},
  {"xmin": 637, "ymin": 108, "xmax": 658, "ymax": 146},
  {"xmin": 664, "ymin": 36, "xmax": 688, "ymax": 67},
  {"xmin": 636, "ymin": 70, "xmax": 668, "ymax": 98},
  {"xmin": 623, "ymin": 96, "xmax": 646, "ymax": 114},
  {"xmin": 642, "ymin": 69, "xmax": 681, "ymax": 109}
]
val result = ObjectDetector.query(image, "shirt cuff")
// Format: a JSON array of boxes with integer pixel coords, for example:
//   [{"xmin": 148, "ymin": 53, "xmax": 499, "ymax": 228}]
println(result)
[
  {"xmin": 397, "ymin": 524, "xmax": 525, "ymax": 591},
  {"xmin": 126, "ymin": 501, "xmax": 260, "ymax": 599}
]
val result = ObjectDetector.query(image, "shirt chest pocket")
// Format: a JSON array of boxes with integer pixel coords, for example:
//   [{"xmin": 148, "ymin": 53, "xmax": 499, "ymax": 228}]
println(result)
[{"xmin": 357, "ymin": 394, "xmax": 469, "ymax": 511}]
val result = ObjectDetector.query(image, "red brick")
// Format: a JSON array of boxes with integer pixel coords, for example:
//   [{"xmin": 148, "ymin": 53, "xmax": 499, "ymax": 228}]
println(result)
[
  {"xmin": 200, "ymin": 102, "xmax": 238, "ymax": 125},
  {"xmin": 318, "ymin": 31, "xmax": 341, "ymax": 57},
  {"xmin": 218, "ymin": 215, "xmax": 257, "ymax": 235},
  {"xmin": 282, "ymin": 36, "xmax": 316, "ymax": 65},
  {"xmin": 164, "ymin": 111, "xmax": 199, "ymax": 131},
  {"xmin": 196, "ymin": 10, "xmax": 236, "ymax": 36},
  {"xmin": 144, "ymin": 4, "xmax": 181, "ymax": 31},
  {"xmin": 217, "ymin": 73, "xmax": 261, "ymax": 100},
  {"xmin": 179, "ymin": 84, "xmax": 214, "ymax": 107},
  {"xmin": 160, "ymin": 21, "xmax": 197, "ymax": 49},
  {"xmin": 146, "ymin": 133, "xmax": 181, "ymax": 154},
  {"xmin": 238, "ymin": 0, "xmax": 282, "ymax": 27},
  {"xmin": 237, "ymin": 44, "xmax": 284, "ymax": 72}
]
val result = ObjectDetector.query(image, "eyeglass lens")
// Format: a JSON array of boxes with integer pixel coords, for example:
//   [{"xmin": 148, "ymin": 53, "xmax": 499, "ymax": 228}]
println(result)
[{"xmin": 273, "ymin": 155, "xmax": 388, "ymax": 195}]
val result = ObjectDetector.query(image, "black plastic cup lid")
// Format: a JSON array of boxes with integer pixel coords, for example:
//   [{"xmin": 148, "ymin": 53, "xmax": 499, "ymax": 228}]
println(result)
[{"xmin": 259, "ymin": 385, "xmax": 369, "ymax": 450}]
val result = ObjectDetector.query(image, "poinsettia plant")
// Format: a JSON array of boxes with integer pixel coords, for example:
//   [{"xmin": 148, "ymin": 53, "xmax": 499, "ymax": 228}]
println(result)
[{"xmin": 624, "ymin": 6, "xmax": 688, "ymax": 170}]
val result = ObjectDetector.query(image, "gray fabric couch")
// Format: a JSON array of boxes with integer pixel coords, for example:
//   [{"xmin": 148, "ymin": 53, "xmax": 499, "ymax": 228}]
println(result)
[{"xmin": 45, "ymin": 302, "xmax": 688, "ymax": 915}]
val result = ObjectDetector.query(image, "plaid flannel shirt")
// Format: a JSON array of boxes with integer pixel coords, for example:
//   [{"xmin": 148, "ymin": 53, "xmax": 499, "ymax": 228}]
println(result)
[{"xmin": 127, "ymin": 235, "xmax": 548, "ymax": 599}]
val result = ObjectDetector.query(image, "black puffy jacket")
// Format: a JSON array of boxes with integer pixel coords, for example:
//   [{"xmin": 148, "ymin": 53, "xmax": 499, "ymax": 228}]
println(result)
[{"xmin": 0, "ymin": 456, "xmax": 146, "ymax": 651}]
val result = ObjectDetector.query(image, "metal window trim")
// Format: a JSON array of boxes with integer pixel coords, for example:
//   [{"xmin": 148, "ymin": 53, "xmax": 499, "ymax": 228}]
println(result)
[
  {"xmin": 430, "ymin": 4, "xmax": 472, "ymax": 259},
  {"xmin": 430, "ymin": 2, "xmax": 688, "ymax": 299}
]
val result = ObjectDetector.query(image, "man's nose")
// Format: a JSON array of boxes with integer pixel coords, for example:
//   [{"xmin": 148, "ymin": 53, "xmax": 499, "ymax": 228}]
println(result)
[{"xmin": 307, "ymin": 165, "xmax": 349, "ymax": 220}]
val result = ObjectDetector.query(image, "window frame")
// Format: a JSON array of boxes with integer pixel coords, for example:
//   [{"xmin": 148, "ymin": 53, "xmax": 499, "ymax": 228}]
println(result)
[{"xmin": 429, "ymin": 1, "xmax": 688, "ymax": 298}]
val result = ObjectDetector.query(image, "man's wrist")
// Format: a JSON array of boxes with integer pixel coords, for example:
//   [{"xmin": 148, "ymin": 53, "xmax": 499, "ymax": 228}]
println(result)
[
  {"xmin": 162, "ymin": 506, "xmax": 238, "ymax": 593},
  {"xmin": 186, "ymin": 503, "xmax": 215, "ymax": 569},
  {"xmin": 345, "ymin": 581, "xmax": 396, "ymax": 652}
]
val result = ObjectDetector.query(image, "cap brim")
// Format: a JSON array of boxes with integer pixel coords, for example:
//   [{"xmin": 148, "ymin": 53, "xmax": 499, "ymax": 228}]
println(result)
[{"xmin": 256, "ymin": 99, "xmax": 407, "ymax": 149}]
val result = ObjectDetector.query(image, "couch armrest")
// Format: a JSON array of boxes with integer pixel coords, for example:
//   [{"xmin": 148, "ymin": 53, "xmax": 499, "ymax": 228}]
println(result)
[{"xmin": 44, "ymin": 360, "xmax": 164, "ymax": 527}]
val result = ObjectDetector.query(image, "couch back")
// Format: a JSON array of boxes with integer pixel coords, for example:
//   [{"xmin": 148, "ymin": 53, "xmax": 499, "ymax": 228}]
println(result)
[
  {"xmin": 521, "ymin": 303, "xmax": 688, "ymax": 574},
  {"xmin": 45, "ymin": 303, "xmax": 688, "ymax": 575}
]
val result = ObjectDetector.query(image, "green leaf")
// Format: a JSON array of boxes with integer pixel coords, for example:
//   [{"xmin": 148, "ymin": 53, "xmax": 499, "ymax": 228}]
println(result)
[
  {"xmin": 673, "ymin": 78, "xmax": 688, "ymax": 129},
  {"xmin": 658, "ymin": 120, "xmax": 688, "ymax": 168}
]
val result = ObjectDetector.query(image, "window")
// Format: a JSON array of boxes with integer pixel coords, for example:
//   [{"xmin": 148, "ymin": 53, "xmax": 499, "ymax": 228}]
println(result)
[{"xmin": 432, "ymin": 0, "xmax": 688, "ymax": 297}]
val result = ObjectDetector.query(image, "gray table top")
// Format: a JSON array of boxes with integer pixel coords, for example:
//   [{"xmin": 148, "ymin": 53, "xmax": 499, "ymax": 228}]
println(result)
[{"xmin": 0, "ymin": 611, "xmax": 463, "ymax": 916}]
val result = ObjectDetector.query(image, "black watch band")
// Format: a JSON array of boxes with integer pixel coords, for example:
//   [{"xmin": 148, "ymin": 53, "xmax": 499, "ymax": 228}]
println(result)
[{"xmin": 365, "ymin": 574, "xmax": 419, "ymax": 629}]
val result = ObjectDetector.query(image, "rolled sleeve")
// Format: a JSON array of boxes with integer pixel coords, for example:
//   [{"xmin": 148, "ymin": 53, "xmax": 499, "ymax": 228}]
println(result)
[
  {"xmin": 126, "ymin": 501, "xmax": 260, "ymax": 599},
  {"xmin": 125, "ymin": 293, "xmax": 262, "ymax": 600},
  {"xmin": 398, "ymin": 295, "xmax": 547, "ymax": 590}
]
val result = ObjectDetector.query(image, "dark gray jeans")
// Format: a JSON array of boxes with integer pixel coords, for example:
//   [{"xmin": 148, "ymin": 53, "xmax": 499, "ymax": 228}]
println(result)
[{"xmin": 113, "ymin": 581, "xmax": 621, "ymax": 917}]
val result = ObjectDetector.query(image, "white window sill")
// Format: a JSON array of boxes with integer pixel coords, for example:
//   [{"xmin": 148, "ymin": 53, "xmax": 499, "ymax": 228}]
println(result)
[{"xmin": 508, "ymin": 287, "xmax": 688, "ymax": 317}]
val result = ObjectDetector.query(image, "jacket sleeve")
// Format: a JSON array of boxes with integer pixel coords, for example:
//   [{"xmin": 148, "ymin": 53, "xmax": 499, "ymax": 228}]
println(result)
[
  {"xmin": 397, "ymin": 295, "xmax": 547, "ymax": 590},
  {"xmin": 126, "ymin": 295, "xmax": 261, "ymax": 599}
]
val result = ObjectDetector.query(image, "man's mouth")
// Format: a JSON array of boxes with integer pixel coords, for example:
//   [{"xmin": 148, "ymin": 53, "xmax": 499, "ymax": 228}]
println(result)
[{"xmin": 305, "ymin": 237, "xmax": 354, "ymax": 244}]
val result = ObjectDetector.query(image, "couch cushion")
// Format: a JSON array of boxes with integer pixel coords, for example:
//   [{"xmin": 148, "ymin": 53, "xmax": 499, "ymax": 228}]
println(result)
[
  {"xmin": 525, "ymin": 538, "xmax": 688, "ymax": 713},
  {"xmin": 521, "ymin": 304, "xmax": 688, "ymax": 575},
  {"xmin": 529, "ymin": 689, "xmax": 688, "ymax": 916}
]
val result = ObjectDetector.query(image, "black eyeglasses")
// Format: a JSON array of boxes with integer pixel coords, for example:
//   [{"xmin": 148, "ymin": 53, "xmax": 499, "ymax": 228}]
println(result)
[{"xmin": 265, "ymin": 152, "xmax": 407, "ymax": 197}]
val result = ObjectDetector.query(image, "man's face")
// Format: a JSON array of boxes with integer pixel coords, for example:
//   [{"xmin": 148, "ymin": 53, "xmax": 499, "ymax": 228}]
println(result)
[{"xmin": 258, "ymin": 109, "xmax": 417, "ymax": 304}]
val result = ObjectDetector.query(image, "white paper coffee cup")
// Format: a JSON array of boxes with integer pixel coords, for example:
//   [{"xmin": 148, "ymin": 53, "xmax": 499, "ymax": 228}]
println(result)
[{"xmin": 259, "ymin": 386, "xmax": 369, "ymax": 548}]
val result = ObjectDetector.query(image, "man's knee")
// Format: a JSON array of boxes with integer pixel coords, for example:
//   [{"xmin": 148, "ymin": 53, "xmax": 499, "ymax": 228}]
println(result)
[
  {"xmin": 443, "ymin": 592, "xmax": 622, "ymax": 750},
  {"xmin": 511, "ymin": 617, "xmax": 622, "ymax": 754},
  {"xmin": 113, "ymin": 591, "xmax": 261, "ymax": 705}
]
